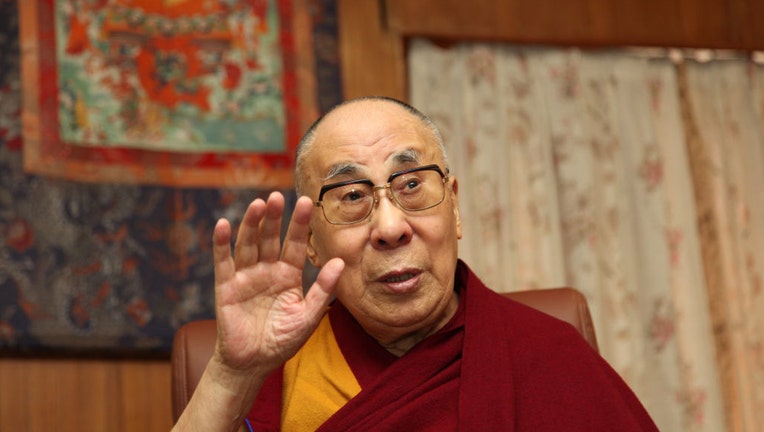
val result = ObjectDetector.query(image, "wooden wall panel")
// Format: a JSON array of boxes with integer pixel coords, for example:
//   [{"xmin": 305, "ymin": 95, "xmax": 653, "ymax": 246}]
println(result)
[
  {"xmin": 384, "ymin": 0, "xmax": 764, "ymax": 49},
  {"xmin": 338, "ymin": 0, "xmax": 764, "ymax": 101},
  {"xmin": 0, "ymin": 358, "xmax": 172, "ymax": 432}
]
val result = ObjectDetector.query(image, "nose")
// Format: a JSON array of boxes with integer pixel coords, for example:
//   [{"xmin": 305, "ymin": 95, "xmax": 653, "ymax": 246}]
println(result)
[{"xmin": 369, "ymin": 187, "xmax": 412, "ymax": 249}]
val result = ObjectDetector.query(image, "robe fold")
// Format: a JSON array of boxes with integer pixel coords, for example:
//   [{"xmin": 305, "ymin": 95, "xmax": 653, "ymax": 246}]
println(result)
[{"xmin": 246, "ymin": 260, "xmax": 658, "ymax": 431}]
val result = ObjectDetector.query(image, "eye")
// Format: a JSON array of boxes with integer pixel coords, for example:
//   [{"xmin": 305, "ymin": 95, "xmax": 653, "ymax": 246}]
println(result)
[
  {"xmin": 395, "ymin": 174, "xmax": 424, "ymax": 195},
  {"xmin": 404, "ymin": 178, "xmax": 422, "ymax": 190},
  {"xmin": 344, "ymin": 189, "xmax": 363, "ymax": 201},
  {"xmin": 338, "ymin": 186, "xmax": 371, "ymax": 203}
]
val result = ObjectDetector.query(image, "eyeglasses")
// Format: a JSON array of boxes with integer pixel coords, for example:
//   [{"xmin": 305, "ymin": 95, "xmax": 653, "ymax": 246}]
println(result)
[{"xmin": 314, "ymin": 164, "xmax": 449, "ymax": 225}]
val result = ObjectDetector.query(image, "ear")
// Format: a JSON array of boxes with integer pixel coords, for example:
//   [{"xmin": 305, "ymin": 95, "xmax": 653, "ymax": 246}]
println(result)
[
  {"xmin": 306, "ymin": 230, "xmax": 322, "ymax": 267},
  {"xmin": 450, "ymin": 176, "xmax": 462, "ymax": 240}
]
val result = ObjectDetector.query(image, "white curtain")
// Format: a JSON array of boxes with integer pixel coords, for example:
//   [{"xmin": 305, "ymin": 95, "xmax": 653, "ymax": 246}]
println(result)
[{"xmin": 409, "ymin": 39, "xmax": 764, "ymax": 431}]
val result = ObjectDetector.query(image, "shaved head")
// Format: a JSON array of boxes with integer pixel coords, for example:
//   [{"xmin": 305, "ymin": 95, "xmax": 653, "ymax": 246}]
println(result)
[{"xmin": 294, "ymin": 96, "xmax": 447, "ymax": 196}]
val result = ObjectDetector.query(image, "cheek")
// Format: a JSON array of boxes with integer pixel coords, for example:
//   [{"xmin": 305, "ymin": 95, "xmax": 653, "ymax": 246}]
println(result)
[
  {"xmin": 311, "ymin": 225, "xmax": 368, "ymax": 265},
  {"xmin": 424, "ymin": 209, "xmax": 460, "ymax": 244},
  {"xmin": 424, "ymin": 216, "xmax": 461, "ymax": 274}
]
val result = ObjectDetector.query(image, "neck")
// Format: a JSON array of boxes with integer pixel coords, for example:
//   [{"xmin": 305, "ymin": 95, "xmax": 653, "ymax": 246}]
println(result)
[
  {"xmin": 380, "ymin": 334, "xmax": 430, "ymax": 357},
  {"xmin": 374, "ymin": 292, "xmax": 460, "ymax": 357}
]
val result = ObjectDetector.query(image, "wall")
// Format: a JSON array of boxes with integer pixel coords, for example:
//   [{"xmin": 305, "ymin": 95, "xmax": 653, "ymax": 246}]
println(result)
[
  {"xmin": 0, "ymin": 358, "xmax": 172, "ymax": 431},
  {"xmin": 2, "ymin": 1, "xmax": 762, "ymax": 431},
  {"xmin": 338, "ymin": 0, "xmax": 764, "ymax": 100}
]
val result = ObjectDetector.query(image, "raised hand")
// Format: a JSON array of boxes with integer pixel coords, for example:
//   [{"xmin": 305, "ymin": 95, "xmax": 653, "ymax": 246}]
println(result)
[
  {"xmin": 173, "ymin": 192, "xmax": 343, "ymax": 432},
  {"xmin": 211, "ymin": 191, "xmax": 344, "ymax": 374}
]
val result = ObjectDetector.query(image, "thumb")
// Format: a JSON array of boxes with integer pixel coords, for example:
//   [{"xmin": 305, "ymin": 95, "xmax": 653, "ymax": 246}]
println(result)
[{"xmin": 303, "ymin": 258, "xmax": 344, "ymax": 316}]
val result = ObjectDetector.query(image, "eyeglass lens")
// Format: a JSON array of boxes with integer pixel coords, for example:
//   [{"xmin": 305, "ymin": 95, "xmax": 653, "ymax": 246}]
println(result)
[{"xmin": 321, "ymin": 169, "xmax": 445, "ymax": 224}]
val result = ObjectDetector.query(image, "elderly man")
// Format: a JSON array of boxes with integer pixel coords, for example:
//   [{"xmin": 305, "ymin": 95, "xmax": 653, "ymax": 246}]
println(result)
[{"xmin": 173, "ymin": 96, "xmax": 658, "ymax": 431}]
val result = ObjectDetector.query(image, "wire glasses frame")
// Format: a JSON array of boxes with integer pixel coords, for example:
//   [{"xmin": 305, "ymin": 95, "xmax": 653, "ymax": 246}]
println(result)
[{"xmin": 313, "ymin": 164, "xmax": 449, "ymax": 225}]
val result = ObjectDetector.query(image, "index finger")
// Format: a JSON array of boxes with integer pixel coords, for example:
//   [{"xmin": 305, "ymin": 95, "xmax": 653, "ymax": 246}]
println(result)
[{"xmin": 279, "ymin": 196, "xmax": 315, "ymax": 268}]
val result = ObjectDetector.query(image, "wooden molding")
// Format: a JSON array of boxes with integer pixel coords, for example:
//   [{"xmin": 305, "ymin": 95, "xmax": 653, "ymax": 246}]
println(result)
[
  {"xmin": 384, "ymin": 0, "xmax": 764, "ymax": 50},
  {"xmin": 338, "ymin": 0, "xmax": 763, "ymax": 104},
  {"xmin": 337, "ymin": 0, "xmax": 407, "ymax": 101}
]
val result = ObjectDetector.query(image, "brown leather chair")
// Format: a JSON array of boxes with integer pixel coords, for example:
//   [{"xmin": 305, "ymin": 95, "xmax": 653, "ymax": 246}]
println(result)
[{"xmin": 171, "ymin": 287, "xmax": 598, "ymax": 422}]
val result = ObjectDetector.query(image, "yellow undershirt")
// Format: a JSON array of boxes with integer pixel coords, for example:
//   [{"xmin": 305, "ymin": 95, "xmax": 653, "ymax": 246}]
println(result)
[{"xmin": 281, "ymin": 313, "xmax": 362, "ymax": 432}]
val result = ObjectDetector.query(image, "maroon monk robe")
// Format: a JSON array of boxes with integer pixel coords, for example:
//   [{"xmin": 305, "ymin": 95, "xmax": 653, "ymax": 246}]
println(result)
[{"xmin": 247, "ymin": 260, "xmax": 659, "ymax": 431}]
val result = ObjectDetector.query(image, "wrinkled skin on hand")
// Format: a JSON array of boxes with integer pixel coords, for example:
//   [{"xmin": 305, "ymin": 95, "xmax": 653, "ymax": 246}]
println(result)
[{"xmin": 211, "ymin": 192, "xmax": 344, "ymax": 374}]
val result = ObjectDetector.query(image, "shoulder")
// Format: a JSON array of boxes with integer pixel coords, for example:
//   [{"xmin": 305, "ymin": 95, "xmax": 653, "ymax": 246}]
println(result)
[
  {"xmin": 458, "ymin": 263, "xmax": 591, "ymax": 354},
  {"xmin": 458, "ymin": 263, "xmax": 658, "ymax": 430},
  {"xmin": 458, "ymin": 260, "xmax": 602, "ymax": 372},
  {"xmin": 459, "ymin": 265, "xmax": 605, "ymax": 377},
  {"xmin": 492, "ymin": 288, "xmax": 595, "ymax": 358}
]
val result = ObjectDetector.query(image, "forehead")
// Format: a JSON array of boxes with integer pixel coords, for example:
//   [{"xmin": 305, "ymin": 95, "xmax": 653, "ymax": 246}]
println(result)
[{"xmin": 306, "ymin": 100, "xmax": 443, "ymax": 177}]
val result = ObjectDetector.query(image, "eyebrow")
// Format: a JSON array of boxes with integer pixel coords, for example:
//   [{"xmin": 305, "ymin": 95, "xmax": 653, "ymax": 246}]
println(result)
[
  {"xmin": 391, "ymin": 148, "xmax": 420, "ymax": 165},
  {"xmin": 323, "ymin": 163, "xmax": 362, "ymax": 182},
  {"xmin": 322, "ymin": 148, "xmax": 422, "ymax": 182}
]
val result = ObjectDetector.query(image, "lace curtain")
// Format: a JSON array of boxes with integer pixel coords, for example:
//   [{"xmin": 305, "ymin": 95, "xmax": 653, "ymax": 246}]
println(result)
[{"xmin": 409, "ymin": 39, "xmax": 764, "ymax": 431}]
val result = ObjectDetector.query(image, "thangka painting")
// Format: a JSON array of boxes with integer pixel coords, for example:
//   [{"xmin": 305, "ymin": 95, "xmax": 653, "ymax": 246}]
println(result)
[
  {"xmin": 0, "ymin": 0, "xmax": 341, "ymax": 355},
  {"xmin": 20, "ymin": 0, "xmax": 318, "ymax": 188}
]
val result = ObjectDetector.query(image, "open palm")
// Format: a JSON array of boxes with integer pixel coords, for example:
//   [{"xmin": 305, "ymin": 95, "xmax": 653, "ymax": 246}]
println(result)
[{"xmin": 211, "ymin": 192, "xmax": 344, "ymax": 373}]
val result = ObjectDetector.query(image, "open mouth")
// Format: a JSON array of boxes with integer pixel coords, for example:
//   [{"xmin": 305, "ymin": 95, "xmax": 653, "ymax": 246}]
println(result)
[{"xmin": 384, "ymin": 273, "xmax": 416, "ymax": 283}]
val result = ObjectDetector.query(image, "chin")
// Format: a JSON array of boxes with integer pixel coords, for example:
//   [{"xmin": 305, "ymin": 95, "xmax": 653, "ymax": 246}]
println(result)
[{"xmin": 377, "ymin": 300, "xmax": 441, "ymax": 328}]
